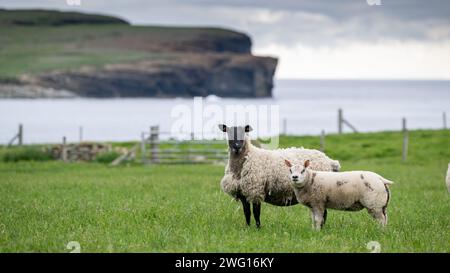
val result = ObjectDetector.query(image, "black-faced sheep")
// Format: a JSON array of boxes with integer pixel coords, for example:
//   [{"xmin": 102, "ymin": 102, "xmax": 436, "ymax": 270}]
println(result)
[
  {"xmin": 285, "ymin": 159, "xmax": 393, "ymax": 230},
  {"xmin": 218, "ymin": 124, "xmax": 340, "ymax": 228}
]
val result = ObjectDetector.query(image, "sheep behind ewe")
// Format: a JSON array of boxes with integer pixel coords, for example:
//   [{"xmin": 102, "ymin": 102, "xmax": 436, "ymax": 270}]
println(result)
[
  {"xmin": 285, "ymin": 159, "xmax": 393, "ymax": 230},
  {"xmin": 218, "ymin": 124, "xmax": 340, "ymax": 228}
]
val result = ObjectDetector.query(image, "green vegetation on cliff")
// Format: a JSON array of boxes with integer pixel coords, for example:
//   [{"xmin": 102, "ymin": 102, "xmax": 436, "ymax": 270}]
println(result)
[
  {"xmin": 0, "ymin": 8, "xmax": 129, "ymax": 26},
  {"xmin": 0, "ymin": 9, "xmax": 251, "ymax": 79}
]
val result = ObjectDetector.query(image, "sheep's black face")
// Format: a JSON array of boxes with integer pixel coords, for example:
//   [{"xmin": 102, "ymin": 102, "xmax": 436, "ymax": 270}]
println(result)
[
  {"xmin": 229, "ymin": 138, "xmax": 244, "ymax": 154},
  {"xmin": 218, "ymin": 124, "xmax": 252, "ymax": 155}
]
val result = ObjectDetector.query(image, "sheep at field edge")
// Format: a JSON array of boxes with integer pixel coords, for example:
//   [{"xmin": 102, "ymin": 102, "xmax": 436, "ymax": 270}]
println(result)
[
  {"xmin": 284, "ymin": 159, "xmax": 393, "ymax": 230},
  {"xmin": 218, "ymin": 124, "xmax": 341, "ymax": 228}
]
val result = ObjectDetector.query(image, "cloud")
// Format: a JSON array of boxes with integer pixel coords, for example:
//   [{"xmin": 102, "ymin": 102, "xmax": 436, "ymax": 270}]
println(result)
[
  {"xmin": 256, "ymin": 39, "xmax": 450, "ymax": 79},
  {"xmin": 1, "ymin": 0, "xmax": 449, "ymax": 79}
]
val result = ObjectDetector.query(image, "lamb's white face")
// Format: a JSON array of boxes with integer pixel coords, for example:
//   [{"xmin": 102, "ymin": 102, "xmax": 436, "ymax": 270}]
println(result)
[
  {"xmin": 289, "ymin": 165, "xmax": 308, "ymax": 187},
  {"xmin": 285, "ymin": 159, "xmax": 310, "ymax": 188}
]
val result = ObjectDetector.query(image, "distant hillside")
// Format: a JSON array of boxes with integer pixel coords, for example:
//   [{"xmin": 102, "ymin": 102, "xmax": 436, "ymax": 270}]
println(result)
[
  {"xmin": 0, "ymin": 9, "xmax": 277, "ymax": 98},
  {"xmin": 0, "ymin": 9, "xmax": 129, "ymax": 26}
]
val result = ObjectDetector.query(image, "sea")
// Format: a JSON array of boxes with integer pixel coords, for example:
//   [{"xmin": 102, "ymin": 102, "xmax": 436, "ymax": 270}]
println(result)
[{"xmin": 0, "ymin": 80, "xmax": 449, "ymax": 144}]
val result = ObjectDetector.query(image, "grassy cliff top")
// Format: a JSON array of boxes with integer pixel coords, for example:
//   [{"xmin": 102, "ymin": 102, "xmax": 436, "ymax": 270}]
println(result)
[
  {"xmin": 0, "ymin": 9, "xmax": 252, "ymax": 80},
  {"xmin": 0, "ymin": 9, "xmax": 129, "ymax": 26}
]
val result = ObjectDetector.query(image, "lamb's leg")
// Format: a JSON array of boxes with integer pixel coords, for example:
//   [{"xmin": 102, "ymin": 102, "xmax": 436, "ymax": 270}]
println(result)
[
  {"xmin": 311, "ymin": 207, "xmax": 325, "ymax": 231},
  {"xmin": 368, "ymin": 208, "xmax": 387, "ymax": 227},
  {"xmin": 309, "ymin": 210, "xmax": 315, "ymax": 229},
  {"xmin": 253, "ymin": 202, "xmax": 261, "ymax": 228},
  {"xmin": 240, "ymin": 197, "xmax": 251, "ymax": 226},
  {"xmin": 382, "ymin": 185, "xmax": 390, "ymax": 226},
  {"xmin": 382, "ymin": 207, "xmax": 388, "ymax": 226}
]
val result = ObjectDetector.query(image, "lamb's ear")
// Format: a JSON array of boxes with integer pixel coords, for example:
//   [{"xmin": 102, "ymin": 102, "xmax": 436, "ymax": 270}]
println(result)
[
  {"xmin": 284, "ymin": 159, "xmax": 292, "ymax": 168},
  {"xmin": 244, "ymin": 125, "xmax": 253, "ymax": 132},
  {"xmin": 304, "ymin": 160, "xmax": 310, "ymax": 168},
  {"xmin": 218, "ymin": 124, "xmax": 227, "ymax": 132}
]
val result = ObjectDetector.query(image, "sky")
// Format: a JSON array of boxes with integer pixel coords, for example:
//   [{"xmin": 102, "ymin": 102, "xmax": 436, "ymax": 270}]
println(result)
[{"xmin": 1, "ymin": 0, "xmax": 449, "ymax": 80}]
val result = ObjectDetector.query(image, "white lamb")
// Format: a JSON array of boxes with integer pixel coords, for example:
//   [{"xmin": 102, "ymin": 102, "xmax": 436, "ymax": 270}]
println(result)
[
  {"xmin": 284, "ymin": 159, "xmax": 393, "ymax": 230},
  {"xmin": 219, "ymin": 124, "xmax": 340, "ymax": 228}
]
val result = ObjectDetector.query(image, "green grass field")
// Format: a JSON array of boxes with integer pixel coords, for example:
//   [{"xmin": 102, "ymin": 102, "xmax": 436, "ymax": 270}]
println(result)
[{"xmin": 0, "ymin": 130, "xmax": 449, "ymax": 252}]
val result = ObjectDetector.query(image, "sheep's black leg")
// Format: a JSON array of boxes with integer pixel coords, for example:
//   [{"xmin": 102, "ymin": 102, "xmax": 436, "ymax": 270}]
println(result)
[
  {"xmin": 240, "ymin": 197, "xmax": 251, "ymax": 226},
  {"xmin": 322, "ymin": 209, "xmax": 328, "ymax": 228},
  {"xmin": 253, "ymin": 202, "xmax": 261, "ymax": 228}
]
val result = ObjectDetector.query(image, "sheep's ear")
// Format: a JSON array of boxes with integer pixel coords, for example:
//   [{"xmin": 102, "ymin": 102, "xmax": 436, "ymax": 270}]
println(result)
[
  {"xmin": 218, "ymin": 124, "xmax": 227, "ymax": 132},
  {"xmin": 304, "ymin": 160, "xmax": 310, "ymax": 168},
  {"xmin": 284, "ymin": 159, "xmax": 292, "ymax": 168},
  {"xmin": 244, "ymin": 125, "xmax": 253, "ymax": 132}
]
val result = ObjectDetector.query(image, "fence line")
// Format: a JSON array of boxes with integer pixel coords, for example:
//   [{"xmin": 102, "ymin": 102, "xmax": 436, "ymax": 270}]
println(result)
[
  {"xmin": 281, "ymin": 109, "xmax": 447, "ymax": 136},
  {"xmin": 7, "ymin": 108, "xmax": 447, "ymax": 164},
  {"xmin": 108, "ymin": 116, "xmax": 416, "ymax": 165},
  {"xmin": 6, "ymin": 109, "xmax": 448, "ymax": 147},
  {"xmin": 140, "ymin": 125, "xmax": 227, "ymax": 165}
]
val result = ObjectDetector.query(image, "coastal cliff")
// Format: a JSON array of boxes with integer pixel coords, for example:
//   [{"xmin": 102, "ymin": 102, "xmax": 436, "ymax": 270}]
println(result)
[{"xmin": 0, "ymin": 9, "xmax": 277, "ymax": 98}]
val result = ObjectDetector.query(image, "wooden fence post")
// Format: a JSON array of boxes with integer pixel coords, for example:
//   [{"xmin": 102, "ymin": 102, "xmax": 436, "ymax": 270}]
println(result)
[
  {"xmin": 320, "ymin": 130, "xmax": 325, "ymax": 152},
  {"xmin": 402, "ymin": 118, "xmax": 408, "ymax": 162},
  {"xmin": 444, "ymin": 112, "xmax": 447, "ymax": 130},
  {"xmin": 150, "ymin": 126, "xmax": 159, "ymax": 164},
  {"xmin": 141, "ymin": 132, "xmax": 147, "ymax": 163},
  {"xmin": 338, "ymin": 109, "xmax": 358, "ymax": 134},
  {"xmin": 62, "ymin": 136, "xmax": 68, "ymax": 162},
  {"xmin": 79, "ymin": 126, "xmax": 83, "ymax": 143},
  {"xmin": 18, "ymin": 124, "xmax": 23, "ymax": 146}
]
